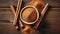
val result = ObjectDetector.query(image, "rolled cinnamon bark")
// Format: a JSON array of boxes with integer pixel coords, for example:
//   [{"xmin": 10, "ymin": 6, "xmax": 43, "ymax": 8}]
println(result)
[{"xmin": 29, "ymin": 0, "xmax": 43, "ymax": 10}]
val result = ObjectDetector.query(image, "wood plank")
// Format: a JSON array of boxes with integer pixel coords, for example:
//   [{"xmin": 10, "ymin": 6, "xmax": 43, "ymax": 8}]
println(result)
[
  {"xmin": 0, "ymin": 0, "xmax": 60, "ymax": 8},
  {"xmin": 0, "ymin": 22, "xmax": 21, "ymax": 34},
  {"xmin": 37, "ymin": 8, "xmax": 60, "ymax": 34}
]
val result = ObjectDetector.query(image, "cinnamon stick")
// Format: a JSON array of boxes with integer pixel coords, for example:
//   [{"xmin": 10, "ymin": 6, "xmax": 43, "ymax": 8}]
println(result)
[{"xmin": 33, "ymin": 3, "xmax": 49, "ymax": 29}]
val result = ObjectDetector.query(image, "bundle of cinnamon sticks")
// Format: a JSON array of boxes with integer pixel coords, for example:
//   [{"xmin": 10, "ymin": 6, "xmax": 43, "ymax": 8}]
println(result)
[{"xmin": 10, "ymin": 0, "xmax": 49, "ymax": 31}]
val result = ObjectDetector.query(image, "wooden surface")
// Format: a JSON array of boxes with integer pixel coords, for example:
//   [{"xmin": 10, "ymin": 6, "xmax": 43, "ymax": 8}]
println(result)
[{"xmin": 0, "ymin": 0, "xmax": 60, "ymax": 34}]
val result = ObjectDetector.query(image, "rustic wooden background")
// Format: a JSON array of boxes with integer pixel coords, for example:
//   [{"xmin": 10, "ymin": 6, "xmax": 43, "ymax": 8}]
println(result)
[{"xmin": 0, "ymin": 0, "xmax": 60, "ymax": 34}]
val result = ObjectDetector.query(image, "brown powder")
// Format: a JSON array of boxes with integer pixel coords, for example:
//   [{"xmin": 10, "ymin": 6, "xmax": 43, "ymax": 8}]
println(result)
[{"xmin": 22, "ymin": 8, "xmax": 37, "ymax": 22}]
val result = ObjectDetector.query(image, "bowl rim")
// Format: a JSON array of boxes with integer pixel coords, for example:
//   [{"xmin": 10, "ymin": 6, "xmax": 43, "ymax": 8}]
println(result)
[{"xmin": 20, "ymin": 5, "xmax": 39, "ymax": 24}]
